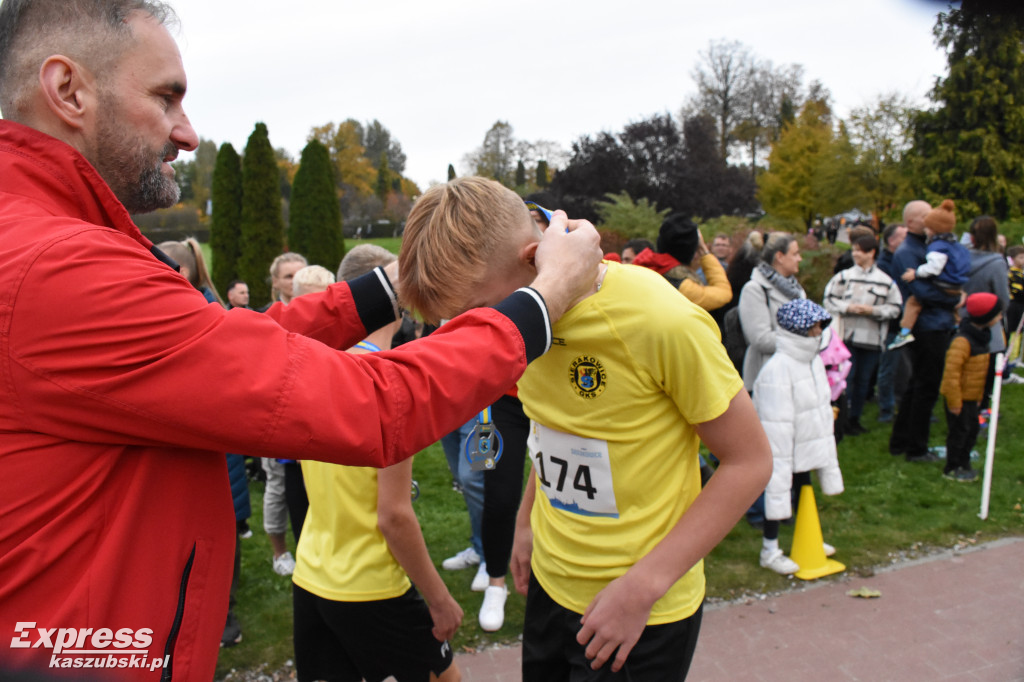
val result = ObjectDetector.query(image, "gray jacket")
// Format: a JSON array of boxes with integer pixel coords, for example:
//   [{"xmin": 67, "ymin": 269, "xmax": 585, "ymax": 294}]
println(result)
[
  {"xmin": 823, "ymin": 263, "xmax": 902, "ymax": 350},
  {"xmin": 965, "ymin": 249, "xmax": 1009, "ymax": 353},
  {"xmin": 739, "ymin": 266, "xmax": 805, "ymax": 391}
]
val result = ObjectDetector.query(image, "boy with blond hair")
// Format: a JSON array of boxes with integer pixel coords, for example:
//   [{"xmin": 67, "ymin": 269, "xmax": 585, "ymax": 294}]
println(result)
[{"xmin": 400, "ymin": 177, "xmax": 772, "ymax": 681}]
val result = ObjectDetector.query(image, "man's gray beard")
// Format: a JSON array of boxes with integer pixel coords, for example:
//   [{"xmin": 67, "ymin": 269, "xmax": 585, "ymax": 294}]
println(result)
[
  {"xmin": 115, "ymin": 143, "xmax": 181, "ymax": 215},
  {"xmin": 93, "ymin": 102, "xmax": 180, "ymax": 214}
]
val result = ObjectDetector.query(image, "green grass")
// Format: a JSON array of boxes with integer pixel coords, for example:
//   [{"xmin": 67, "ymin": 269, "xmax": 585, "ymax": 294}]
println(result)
[{"xmin": 217, "ymin": 384, "xmax": 1024, "ymax": 679}]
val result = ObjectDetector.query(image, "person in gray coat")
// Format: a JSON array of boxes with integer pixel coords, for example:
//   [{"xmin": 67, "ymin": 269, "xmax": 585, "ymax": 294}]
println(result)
[
  {"xmin": 738, "ymin": 233, "xmax": 807, "ymax": 392},
  {"xmin": 965, "ymin": 216, "xmax": 1010, "ymax": 405}
]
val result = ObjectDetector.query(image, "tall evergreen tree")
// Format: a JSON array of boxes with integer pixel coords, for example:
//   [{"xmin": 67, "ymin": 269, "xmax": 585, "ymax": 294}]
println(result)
[
  {"xmin": 536, "ymin": 160, "xmax": 549, "ymax": 187},
  {"xmin": 238, "ymin": 123, "xmax": 284, "ymax": 307},
  {"xmin": 209, "ymin": 142, "xmax": 243, "ymax": 294},
  {"xmin": 289, "ymin": 139, "xmax": 344, "ymax": 272},
  {"xmin": 912, "ymin": 2, "xmax": 1024, "ymax": 219},
  {"xmin": 375, "ymin": 153, "xmax": 391, "ymax": 202},
  {"xmin": 515, "ymin": 160, "xmax": 527, "ymax": 187},
  {"xmin": 447, "ymin": 164, "xmax": 456, "ymax": 181}
]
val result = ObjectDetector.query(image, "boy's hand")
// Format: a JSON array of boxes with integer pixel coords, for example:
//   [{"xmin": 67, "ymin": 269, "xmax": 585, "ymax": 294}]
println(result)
[
  {"xmin": 577, "ymin": 573, "xmax": 655, "ymax": 672},
  {"xmin": 510, "ymin": 525, "xmax": 533, "ymax": 595},
  {"xmin": 531, "ymin": 212, "xmax": 602, "ymax": 322},
  {"xmin": 428, "ymin": 592, "xmax": 463, "ymax": 642},
  {"xmin": 902, "ymin": 268, "xmax": 916, "ymax": 282}
]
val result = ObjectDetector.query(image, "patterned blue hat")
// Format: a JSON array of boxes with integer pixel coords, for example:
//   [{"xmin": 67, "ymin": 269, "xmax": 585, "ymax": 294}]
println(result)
[{"xmin": 777, "ymin": 298, "xmax": 831, "ymax": 336}]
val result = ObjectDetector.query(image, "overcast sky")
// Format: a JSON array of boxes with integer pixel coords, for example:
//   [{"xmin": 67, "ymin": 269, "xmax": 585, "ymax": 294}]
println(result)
[{"xmin": 168, "ymin": 0, "xmax": 955, "ymax": 189}]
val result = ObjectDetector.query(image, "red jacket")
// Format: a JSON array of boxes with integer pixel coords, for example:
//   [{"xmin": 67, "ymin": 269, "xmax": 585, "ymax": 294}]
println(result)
[{"xmin": 0, "ymin": 121, "xmax": 548, "ymax": 680}]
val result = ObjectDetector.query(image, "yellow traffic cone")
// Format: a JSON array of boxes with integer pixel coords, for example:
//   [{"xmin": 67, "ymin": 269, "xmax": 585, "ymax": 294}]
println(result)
[{"xmin": 790, "ymin": 484, "xmax": 845, "ymax": 580}]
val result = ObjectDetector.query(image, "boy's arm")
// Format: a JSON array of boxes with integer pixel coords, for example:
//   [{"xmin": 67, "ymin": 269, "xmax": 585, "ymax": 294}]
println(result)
[
  {"xmin": 917, "ymin": 250, "xmax": 948, "ymax": 279},
  {"xmin": 377, "ymin": 458, "xmax": 463, "ymax": 642},
  {"xmin": 575, "ymin": 389, "xmax": 772, "ymax": 673}
]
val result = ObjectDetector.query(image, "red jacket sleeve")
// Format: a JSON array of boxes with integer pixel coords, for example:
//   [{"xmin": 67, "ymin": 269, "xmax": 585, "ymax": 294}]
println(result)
[{"xmin": 7, "ymin": 230, "xmax": 543, "ymax": 468}]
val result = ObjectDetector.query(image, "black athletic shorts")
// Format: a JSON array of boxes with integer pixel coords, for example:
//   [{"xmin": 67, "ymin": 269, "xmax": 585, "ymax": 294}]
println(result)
[
  {"xmin": 292, "ymin": 582, "xmax": 454, "ymax": 682},
  {"xmin": 522, "ymin": 574, "xmax": 703, "ymax": 681}
]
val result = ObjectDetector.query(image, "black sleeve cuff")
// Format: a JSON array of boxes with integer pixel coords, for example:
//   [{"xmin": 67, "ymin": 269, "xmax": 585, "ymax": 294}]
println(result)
[
  {"xmin": 348, "ymin": 267, "xmax": 400, "ymax": 333},
  {"xmin": 492, "ymin": 288, "xmax": 552, "ymax": 363}
]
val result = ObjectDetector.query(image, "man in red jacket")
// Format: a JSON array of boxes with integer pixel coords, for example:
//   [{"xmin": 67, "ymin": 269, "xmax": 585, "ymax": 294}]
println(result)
[{"xmin": 0, "ymin": 1, "xmax": 602, "ymax": 679}]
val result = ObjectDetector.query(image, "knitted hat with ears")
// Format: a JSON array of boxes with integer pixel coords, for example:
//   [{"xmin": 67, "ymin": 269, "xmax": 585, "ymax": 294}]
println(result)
[{"xmin": 924, "ymin": 199, "xmax": 956, "ymax": 234}]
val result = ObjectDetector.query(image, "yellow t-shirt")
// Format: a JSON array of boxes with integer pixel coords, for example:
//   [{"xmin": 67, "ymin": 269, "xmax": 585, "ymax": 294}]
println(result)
[
  {"xmin": 292, "ymin": 459, "xmax": 410, "ymax": 601},
  {"xmin": 517, "ymin": 261, "xmax": 743, "ymax": 624}
]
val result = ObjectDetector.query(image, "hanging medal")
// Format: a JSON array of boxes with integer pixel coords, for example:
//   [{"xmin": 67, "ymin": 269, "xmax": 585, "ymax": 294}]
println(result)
[{"xmin": 464, "ymin": 406, "xmax": 503, "ymax": 471}]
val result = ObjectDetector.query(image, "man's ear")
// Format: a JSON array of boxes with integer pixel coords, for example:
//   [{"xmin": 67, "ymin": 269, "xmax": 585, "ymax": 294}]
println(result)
[{"xmin": 38, "ymin": 55, "xmax": 97, "ymax": 131}]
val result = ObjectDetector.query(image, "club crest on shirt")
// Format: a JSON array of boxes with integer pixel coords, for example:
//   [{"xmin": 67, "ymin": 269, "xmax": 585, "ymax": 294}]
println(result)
[{"xmin": 569, "ymin": 355, "xmax": 606, "ymax": 399}]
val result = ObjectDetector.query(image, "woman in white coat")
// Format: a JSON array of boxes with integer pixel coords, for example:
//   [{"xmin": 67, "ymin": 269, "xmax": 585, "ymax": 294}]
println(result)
[{"xmin": 753, "ymin": 299, "xmax": 845, "ymax": 574}]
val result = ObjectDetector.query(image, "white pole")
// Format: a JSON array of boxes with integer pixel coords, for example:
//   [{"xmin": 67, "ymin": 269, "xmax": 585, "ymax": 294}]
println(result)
[{"xmin": 979, "ymin": 352, "xmax": 1004, "ymax": 520}]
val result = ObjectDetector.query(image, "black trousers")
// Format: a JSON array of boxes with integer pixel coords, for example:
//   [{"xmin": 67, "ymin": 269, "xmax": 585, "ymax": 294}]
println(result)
[
  {"xmin": 945, "ymin": 400, "xmax": 980, "ymax": 473},
  {"xmin": 482, "ymin": 394, "xmax": 530, "ymax": 579},
  {"xmin": 890, "ymin": 329, "xmax": 952, "ymax": 457}
]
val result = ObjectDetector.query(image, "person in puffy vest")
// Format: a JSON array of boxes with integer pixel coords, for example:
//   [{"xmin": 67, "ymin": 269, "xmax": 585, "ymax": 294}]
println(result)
[{"xmin": 939, "ymin": 292, "xmax": 1004, "ymax": 483}]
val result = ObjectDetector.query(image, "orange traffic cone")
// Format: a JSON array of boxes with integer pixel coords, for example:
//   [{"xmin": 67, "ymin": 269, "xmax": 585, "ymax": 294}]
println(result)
[{"xmin": 790, "ymin": 484, "xmax": 845, "ymax": 580}]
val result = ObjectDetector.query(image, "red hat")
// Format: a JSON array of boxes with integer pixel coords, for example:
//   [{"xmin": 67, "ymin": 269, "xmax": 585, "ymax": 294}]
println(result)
[{"xmin": 965, "ymin": 292, "xmax": 1003, "ymax": 324}]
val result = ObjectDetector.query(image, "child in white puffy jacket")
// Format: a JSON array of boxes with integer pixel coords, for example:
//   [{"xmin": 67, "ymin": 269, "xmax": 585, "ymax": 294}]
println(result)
[{"xmin": 753, "ymin": 298, "xmax": 845, "ymax": 574}]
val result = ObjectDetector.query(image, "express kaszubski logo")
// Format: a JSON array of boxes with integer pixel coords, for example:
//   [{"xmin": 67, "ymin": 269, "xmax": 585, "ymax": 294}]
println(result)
[{"xmin": 10, "ymin": 622, "xmax": 168, "ymax": 672}]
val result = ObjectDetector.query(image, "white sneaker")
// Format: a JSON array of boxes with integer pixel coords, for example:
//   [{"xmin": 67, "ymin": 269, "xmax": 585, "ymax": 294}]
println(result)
[
  {"xmin": 272, "ymin": 551, "xmax": 295, "ymax": 576},
  {"xmin": 471, "ymin": 563, "xmax": 489, "ymax": 592},
  {"xmin": 823, "ymin": 542, "xmax": 836, "ymax": 557},
  {"xmin": 1003, "ymin": 373, "xmax": 1024, "ymax": 385},
  {"xmin": 760, "ymin": 548, "xmax": 799, "ymax": 575},
  {"xmin": 441, "ymin": 547, "xmax": 480, "ymax": 571},
  {"xmin": 478, "ymin": 585, "xmax": 507, "ymax": 632}
]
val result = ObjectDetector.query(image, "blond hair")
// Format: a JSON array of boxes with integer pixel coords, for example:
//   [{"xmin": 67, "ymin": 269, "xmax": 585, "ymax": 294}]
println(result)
[
  {"xmin": 337, "ymin": 244, "xmax": 396, "ymax": 283},
  {"xmin": 399, "ymin": 177, "xmax": 528, "ymax": 323},
  {"xmin": 157, "ymin": 237, "xmax": 224, "ymax": 306},
  {"xmin": 292, "ymin": 264, "xmax": 335, "ymax": 297}
]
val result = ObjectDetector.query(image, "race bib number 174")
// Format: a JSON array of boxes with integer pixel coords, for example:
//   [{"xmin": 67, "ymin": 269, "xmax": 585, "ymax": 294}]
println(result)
[{"xmin": 528, "ymin": 422, "xmax": 619, "ymax": 518}]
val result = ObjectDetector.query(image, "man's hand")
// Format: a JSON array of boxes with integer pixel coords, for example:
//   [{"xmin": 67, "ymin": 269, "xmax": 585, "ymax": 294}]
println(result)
[
  {"xmin": 428, "ymin": 592, "xmax": 464, "ymax": 642},
  {"xmin": 902, "ymin": 267, "xmax": 917, "ymax": 282},
  {"xmin": 530, "ymin": 211, "xmax": 602, "ymax": 323},
  {"xmin": 577, "ymin": 574, "xmax": 655, "ymax": 672}
]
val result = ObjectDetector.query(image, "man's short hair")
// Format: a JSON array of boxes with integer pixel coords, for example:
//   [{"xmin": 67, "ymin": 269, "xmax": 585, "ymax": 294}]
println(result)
[
  {"xmin": 337, "ymin": 244, "xmax": 396, "ymax": 283},
  {"xmin": 623, "ymin": 238, "xmax": 654, "ymax": 255},
  {"xmin": 399, "ymin": 176, "xmax": 528, "ymax": 323},
  {"xmin": 881, "ymin": 223, "xmax": 904, "ymax": 250},
  {"xmin": 292, "ymin": 265, "xmax": 335, "ymax": 297},
  {"xmin": 227, "ymin": 279, "xmax": 247, "ymax": 293},
  {"xmin": 0, "ymin": 0, "xmax": 176, "ymax": 119}
]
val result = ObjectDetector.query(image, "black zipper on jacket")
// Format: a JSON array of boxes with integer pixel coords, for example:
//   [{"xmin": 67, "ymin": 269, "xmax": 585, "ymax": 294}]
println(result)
[{"xmin": 160, "ymin": 543, "xmax": 196, "ymax": 682}]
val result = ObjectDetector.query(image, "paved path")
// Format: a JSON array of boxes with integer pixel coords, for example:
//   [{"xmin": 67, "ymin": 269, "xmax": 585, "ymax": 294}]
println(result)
[{"xmin": 455, "ymin": 537, "xmax": 1024, "ymax": 681}]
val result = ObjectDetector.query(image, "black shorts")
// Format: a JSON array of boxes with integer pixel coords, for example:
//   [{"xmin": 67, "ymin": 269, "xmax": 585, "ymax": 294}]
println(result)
[
  {"xmin": 522, "ymin": 575, "xmax": 703, "ymax": 681},
  {"xmin": 292, "ymin": 583, "xmax": 454, "ymax": 682}
]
